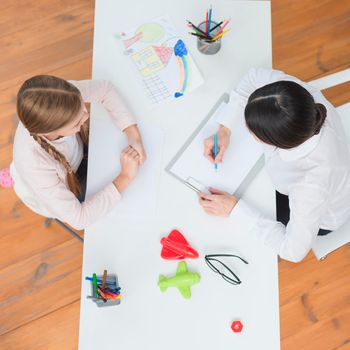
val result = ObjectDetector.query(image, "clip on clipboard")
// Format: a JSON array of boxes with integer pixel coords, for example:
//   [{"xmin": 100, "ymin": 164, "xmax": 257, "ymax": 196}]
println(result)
[{"xmin": 184, "ymin": 177, "xmax": 210, "ymax": 194}]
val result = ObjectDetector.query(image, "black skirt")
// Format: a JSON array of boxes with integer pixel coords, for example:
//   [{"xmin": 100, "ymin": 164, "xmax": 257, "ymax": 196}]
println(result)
[
  {"xmin": 275, "ymin": 191, "xmax": 332, "ymax": 236},
  {"xmin": 76, "ymin": 148, "xmax": 88, "ymax": 203}
]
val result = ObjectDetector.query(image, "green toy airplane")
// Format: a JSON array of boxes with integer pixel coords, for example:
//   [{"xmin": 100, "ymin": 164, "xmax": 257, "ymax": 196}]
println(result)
[{"xmin": 158, "ymin": 261, "xmax": 200, "ymax": 299}]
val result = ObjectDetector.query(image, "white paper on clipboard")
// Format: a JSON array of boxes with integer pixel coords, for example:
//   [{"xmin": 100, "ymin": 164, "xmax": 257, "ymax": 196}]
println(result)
[{"xmin": 166, "ymin": 92, "xmax": 264, "ymax": 196}]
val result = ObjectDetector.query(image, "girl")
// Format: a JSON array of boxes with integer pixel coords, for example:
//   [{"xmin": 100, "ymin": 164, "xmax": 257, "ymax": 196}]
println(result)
[
  {"xmin": 13, "ymin": 76, "xmax": 146, "ymax": 230},
  {"xmin": 200, "ymin": 67, "xmax": 350, "ymax": 263}
]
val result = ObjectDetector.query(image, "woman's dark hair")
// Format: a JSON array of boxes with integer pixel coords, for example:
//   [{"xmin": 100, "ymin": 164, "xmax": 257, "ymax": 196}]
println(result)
[{"xmin": 244, "ymin": 81, "xmax": 327, "ymax": 149}]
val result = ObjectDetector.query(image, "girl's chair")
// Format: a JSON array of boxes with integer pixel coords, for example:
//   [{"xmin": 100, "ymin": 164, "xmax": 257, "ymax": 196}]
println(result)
[
  {"xmin": 309, "ymin": 69, "xmax": 350, "ymax": 260},
  {"xmin": 9, "ymin": 162, "xmax": 84, "ymax": 243}
]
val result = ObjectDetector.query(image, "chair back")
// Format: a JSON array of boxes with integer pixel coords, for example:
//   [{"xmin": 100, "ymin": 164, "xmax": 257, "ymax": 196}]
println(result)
[{"xmin": 10, "ymin": 162, "xmax": 53, "ymax": 218}]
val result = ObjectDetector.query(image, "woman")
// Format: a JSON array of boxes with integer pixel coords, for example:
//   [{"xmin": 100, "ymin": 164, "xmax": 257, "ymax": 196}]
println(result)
[{"xmin": 200, "ymin": 67, "xmax": 350, "ymax": 263}]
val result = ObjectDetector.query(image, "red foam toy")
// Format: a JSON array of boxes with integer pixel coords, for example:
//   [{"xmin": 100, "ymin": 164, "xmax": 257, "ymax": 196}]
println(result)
[
  {"xmin": 160, "ymin": 230, "xmax": 199, "ymax": 260},
  {"xmin": 231, "ymin": 320, "xmax": 243, "ymax": 333}
]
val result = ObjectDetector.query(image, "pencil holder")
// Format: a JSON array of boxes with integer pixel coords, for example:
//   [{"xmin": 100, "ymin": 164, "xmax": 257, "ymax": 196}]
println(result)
[
  {"xmin": 89, "ymin": 274, "xmax": 121, "ymax": 308},
  {"xmin": 197, "ymin": 21, "xmax": 222, "ymax": 55}
]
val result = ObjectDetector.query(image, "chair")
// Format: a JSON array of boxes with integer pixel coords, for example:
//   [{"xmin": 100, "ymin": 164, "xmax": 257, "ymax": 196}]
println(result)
[
  {"xmin": 9, "ymin": 162, "xmax": 84, "ymax": 243},
  {"xmin": 309, "ymin": 69, "xmax": 350, "ymax": 260}
]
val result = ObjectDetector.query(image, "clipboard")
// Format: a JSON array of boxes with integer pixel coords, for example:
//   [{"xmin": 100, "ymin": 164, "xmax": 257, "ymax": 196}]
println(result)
[{"xmin": 165, "ymin": 93, "xmax": 265, "ymax": 197}]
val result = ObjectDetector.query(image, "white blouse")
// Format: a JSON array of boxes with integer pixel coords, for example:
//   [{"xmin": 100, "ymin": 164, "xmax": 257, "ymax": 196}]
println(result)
[
  {"xmin": 219, "ymin": 67, "xmax": 350, "ymax": 263},
  {"xmin": 50, "ymin": 133, "xmax": 84, "ymax": 172}
]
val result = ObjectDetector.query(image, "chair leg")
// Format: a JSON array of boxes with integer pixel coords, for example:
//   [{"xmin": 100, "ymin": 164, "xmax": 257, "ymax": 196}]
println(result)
[
  {"xmin": 44, "ymin": 218, "xmax": 53, "ymax": 228},
  {"xmin": 54, "ymin": 219, "xmax": 84, "ymax": 243}
]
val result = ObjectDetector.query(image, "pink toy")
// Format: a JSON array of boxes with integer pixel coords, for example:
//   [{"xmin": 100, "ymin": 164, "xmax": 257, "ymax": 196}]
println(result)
[
  {"xmin": 160, "ymin": 230, "xmax": 199, "ymax": 260},
  {"xmin": 231, "ymin": 320, "xmax": 243, "ymax": 333},
  {"xmin": 0, "ymin": 168, "xmax": 14, "ymax": 188}
]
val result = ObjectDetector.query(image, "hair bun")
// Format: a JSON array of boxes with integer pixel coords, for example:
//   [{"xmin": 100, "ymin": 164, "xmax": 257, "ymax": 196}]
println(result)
[{"xmin": 314, "ymin": 103, "xmax": 327, "ymax": 135}]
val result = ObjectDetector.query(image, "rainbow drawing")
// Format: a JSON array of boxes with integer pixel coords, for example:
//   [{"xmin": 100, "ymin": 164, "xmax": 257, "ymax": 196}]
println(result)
[{"xmin": 174, "ymin": 40, "xmax": 190, "ymax": 98}]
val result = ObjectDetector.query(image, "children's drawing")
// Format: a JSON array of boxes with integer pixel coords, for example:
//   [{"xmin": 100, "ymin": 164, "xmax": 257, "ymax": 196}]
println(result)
[
  {"xmin": 174, "ymin": 40, "xmax": 190, "ymax": 98},
  {"xmin": 135, "ymin": 23, "xmax": 165, "ymax": 43},
  {"xmin": 118, "ymin": 16, "xmax": 203, "ymax": 104},
  {"xmin": 143, "ymin": 76, "xmax": 171, "ymax": 104},
  {"xmin": 131, "ymin": 44, "xmax": 173, "ymax": 77},
  {"xmin": 121, "ymin": 22, "xmax": 165, "ymax": 49}
]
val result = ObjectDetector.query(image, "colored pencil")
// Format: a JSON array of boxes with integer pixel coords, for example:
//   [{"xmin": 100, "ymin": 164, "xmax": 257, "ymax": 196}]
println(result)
[
  {"xmin": 189, "ymin": 32, "xmax": 212, "ymax": 41},
  {"xmin": 186, "ymin": 21, "xmax": 212, "ymax": 39},
  {"xmin": 217, "ymin": 18, "xmax": 231, "ymax": 35},
  {"xmin": 205, "ymin": 10, "xmax": 209, "ymax": 34},
  {"xmin": 209, "ymin": 21, "xmax": 223, "ymax": 33},
  {"xmin": 211, "ymin": 29, "xmax": 230, "ymax": 42},
  {"xmin": 208, "ymin": 6, "xmax": 212, "ymax": 33}
]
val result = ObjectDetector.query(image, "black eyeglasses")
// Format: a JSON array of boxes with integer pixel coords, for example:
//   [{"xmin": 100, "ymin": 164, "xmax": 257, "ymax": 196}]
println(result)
[{"xmin": 204, "ymin": 254, "xmax": 249, "ymax": 285}]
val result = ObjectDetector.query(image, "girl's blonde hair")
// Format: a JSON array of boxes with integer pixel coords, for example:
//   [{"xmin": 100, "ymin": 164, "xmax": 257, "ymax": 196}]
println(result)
[{"xmin": 17, "ymin": 75, "xmax": 89, "ymax": 198}]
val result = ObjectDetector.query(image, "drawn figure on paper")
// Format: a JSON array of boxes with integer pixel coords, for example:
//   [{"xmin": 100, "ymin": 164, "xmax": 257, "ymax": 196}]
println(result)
[
  {"xmin": 174, "ymin": 39, "xmax": 190, "ymax": 98},
  {"xmin": 143, "ymin": 75, "xmax": 171, "ymax": 104},
  {"xmin": 122, "ymin": 22, "xmax": 166, "ymax": 49},
  {"xmin": 131, "ymin": 44, "xmax": 173, "ymax": 76}
]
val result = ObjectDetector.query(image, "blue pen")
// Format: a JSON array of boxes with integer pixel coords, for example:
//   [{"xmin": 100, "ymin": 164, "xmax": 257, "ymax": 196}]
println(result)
[
  {"xmin": 214, "ymin": 133, "xmax": 218, "ymax": 170},
  {"xmin": 208, "ymin": 5, "xmax": 212, "ymax": 33}
]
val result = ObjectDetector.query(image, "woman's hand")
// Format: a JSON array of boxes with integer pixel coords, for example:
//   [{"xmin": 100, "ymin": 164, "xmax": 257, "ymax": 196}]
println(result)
[
  {"xmin": 204, "ymin": 125, "xmax": 231, "ymax": 164},
  {"xmin": 124, "ymin": 124, "xmax": 147, "ymax": 165},
  {"xmin": 198, "ymin": 187, "xmax": 238, "ymax": 217},
  {"xmin": 113, "ymin": 146, "xmax": 140, "ymax": 193}
]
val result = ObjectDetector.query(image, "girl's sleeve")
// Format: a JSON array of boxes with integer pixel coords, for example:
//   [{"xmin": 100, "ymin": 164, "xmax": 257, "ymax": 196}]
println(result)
[
  {"xmin": 230, "ymin": 184, "xmax": 329, "ymax": 263},
  {"xmin": 218, "ymin": 67, "xmax": 321, "ymax": 130},
  {"xmin": 22, "ymin": 159, "xmax": 121, "ymax": 230},
  {"xmin": 70, "ymin": 79, "xmax": 136, "ymax": 131}
]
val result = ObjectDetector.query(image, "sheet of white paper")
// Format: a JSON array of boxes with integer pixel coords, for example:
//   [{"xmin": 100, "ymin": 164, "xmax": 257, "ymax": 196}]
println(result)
[
  {"xmin": 119, "ymin": 16, "xmax": 204, "ymax": 104},
  {"xmin": 170, "ymin": 98, "xmax": 263, "ymax": 194},
  {"xmin": 87, "ymin": 104, "xmax": 164, "ymax": 219}
]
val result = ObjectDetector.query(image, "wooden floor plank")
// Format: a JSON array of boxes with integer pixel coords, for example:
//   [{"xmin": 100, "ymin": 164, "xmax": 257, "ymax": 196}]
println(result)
[
  {"xmin": 281, "ymin": 308, "xmax": 350, "ymax": 350},
  {"xmin": 0, "ymin": 301, "xmax": 80, "ymax": 350},
  {"xmin": 280, "ymin": 271, "xmax": 350, "ymax": 339},
  {"xmin": 0, "ymin": 5, "xmax": 93, "ymax": 65},
  {"xmin": 272, "ymin": 0, "xmax": 350, "ymax": 81},
  {"xmin": 278, "ymin": 248, "xmax": 350, "ymax": 307},
  {"xmin": 0, "ymin": 239, "xmax": 82, "ymax": 335},
  {"xmin": 0, "ymin": 0, "xmax": 93, "ymax": 38},
  {"xmin": 0, "ymin": 30, "xmax": 93, "ymax": 91},
  {"xmin": 0, "ymin": 0, "xmax": 349, "ymax": 349}
]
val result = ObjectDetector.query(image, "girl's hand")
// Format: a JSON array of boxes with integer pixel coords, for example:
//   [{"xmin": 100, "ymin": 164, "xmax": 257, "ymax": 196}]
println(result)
[
  {"xmin": 113, "ymin": 146, "xmax": 140, "ymax": 192},
  {"xmin": 198, "ymin": 187, "xmax": 238, "ymax": 216},
  {"xmin": 204, "ymin": 125, "xmax": 231, "ymax": 164},
  {"xmin": 124, "ymin": 124, "xmax": 147, "ymax": 165}
]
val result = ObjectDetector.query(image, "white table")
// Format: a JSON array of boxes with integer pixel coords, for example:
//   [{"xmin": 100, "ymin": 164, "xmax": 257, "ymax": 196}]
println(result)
[{"xmin": 79, "ymin": 1, "xmax": 280, "ymax": 349}]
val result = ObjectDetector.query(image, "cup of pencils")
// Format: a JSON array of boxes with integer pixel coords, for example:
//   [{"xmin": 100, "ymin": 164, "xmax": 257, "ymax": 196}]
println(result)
[
  {"xmin": 86, "ymin": 270, "xmax": 122, "ymax": 308},
  {"xmin": 188, "ymin": 7, "xmax": 230, "ymax": 55}
]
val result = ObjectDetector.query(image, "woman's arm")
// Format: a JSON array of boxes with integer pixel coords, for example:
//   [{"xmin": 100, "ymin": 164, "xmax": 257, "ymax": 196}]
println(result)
[{"xmin": 199, "ymin": 184, "xmax": 329, "ymax": 263}]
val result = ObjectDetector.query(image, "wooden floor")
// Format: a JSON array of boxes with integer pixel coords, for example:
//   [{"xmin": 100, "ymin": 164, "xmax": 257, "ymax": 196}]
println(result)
[{"xmin": 0, "ymin": 1, "xmax": 349, "ymax": 349}]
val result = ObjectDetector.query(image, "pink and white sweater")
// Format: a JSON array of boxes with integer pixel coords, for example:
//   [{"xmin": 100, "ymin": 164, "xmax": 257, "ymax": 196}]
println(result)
[{"xmin": 13, "ymin": 80, "xmax": 136, "ymax": 230}]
